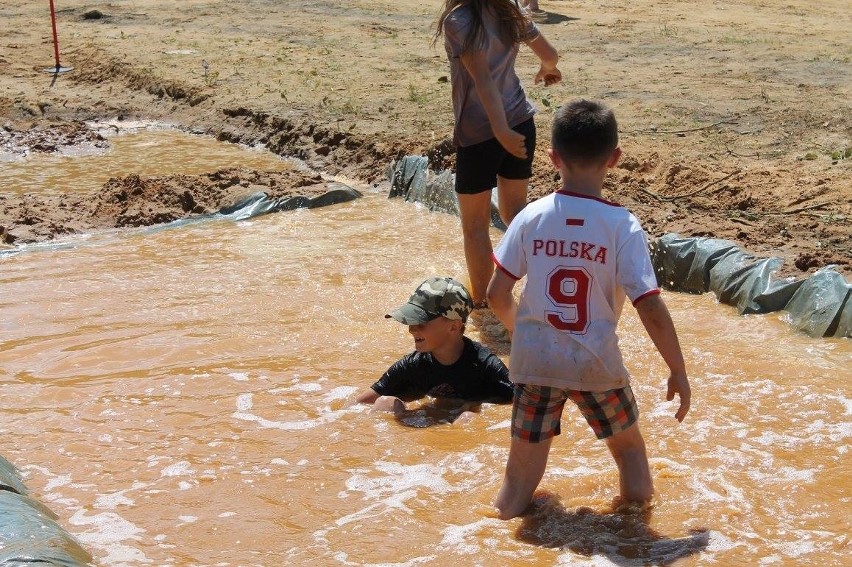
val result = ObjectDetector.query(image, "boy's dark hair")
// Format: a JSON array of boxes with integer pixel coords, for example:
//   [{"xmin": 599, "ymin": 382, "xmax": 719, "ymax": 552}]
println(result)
[{"xmin": 551, "ymin": 99, "xmax": 619, "ymax": 166}]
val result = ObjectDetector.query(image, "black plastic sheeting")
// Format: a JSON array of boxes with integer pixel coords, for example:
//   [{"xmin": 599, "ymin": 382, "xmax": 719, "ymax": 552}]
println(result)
[
  {"xmin": 651, "ymin": 234, "xmax": 851, "ymax": 338},
  {"xmin": 387, "ymin": 156, "xmax": 850, "ymax": 339},
  {"xmin": 217, "ymin": 182, "xmax": 362, "ymax": 219},
  {"xmin": 0, "ymin": 182, "xmax": 362, "ymax": 257},
  {"xmin": 388, "ymin": 155, "xmax": 507, "ymax": 230},
  {"xmin": 0, "ymin": 455, "xmax": 91, "ymax": 566}
]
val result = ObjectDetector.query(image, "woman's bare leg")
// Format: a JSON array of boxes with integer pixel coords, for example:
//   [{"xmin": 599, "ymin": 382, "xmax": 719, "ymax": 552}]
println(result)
[{"xmin": 457, "ymin": 191, "xmax": 496, "ymax": 305}]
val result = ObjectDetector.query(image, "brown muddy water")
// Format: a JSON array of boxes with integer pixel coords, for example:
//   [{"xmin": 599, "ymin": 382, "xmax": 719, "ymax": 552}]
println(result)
[{"xmin": 0, "ymin": 129, "xmax": 849, "ymax": 566}]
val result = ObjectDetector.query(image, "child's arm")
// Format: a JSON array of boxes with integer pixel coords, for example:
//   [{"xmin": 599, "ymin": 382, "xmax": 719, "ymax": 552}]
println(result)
[
  {"xmin": 460, "ymin": 51, "xmax": 527, "ymax": 159},
  {"xmin": 354, "ymin": 388, "xmax": 381, "ymax": 405},
  {"xmin": 487, "ymin": 268, "xmax": 518, "ymax": 333},
  {"xmin": 634, "ymin": 294, "xmax": 691, "ymax": 422},
  {"xmin": 526, "ymin": 34, "xmax": 561, "ymax": 86}
]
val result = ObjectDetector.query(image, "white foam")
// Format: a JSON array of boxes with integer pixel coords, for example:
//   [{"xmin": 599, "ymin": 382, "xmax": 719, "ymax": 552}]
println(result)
[
  {"xmin": 344, "ymin": 461, "xmax": 451, "ymax": 499},
  {"xmin": 679, "ymin": 529, "xmax": 738, "ymax": 562},
  {"xmin": 94, "ymin": 490, "xmax": 135, "ymax": 509},
  {"xmin": 486, "ymin": 419, "xmax": 512, "ymax": 431},
  {"xmin": 229, "ymin": 372, "xmax": 250, "ymax": 382},
  {"xmin": 232, "ymin": 392, "xmax": 342, "ymax": 430},
  {"xmin": 69, "ymin": 508, "xmax": 148, "ymax": 566},
  {"xmin": 748, "ymin": 465, "xmax": 818, "ymax": 484},
  {"xmin": 160, "ymin": 461, "xmax": 195, "ymax": 477},
  {"xmin": 43, "ymin": 473, "xmax": 72, "ymax": 492},
  {"xmin": 286, "ymin": 382, "xmax": 323, "ymax": 393},
  {"xmin": 773, "ymin": 536, "xmax": 818, "ymax": 558},
  {"xmin": 549, "ymin": 464, "xmax": 604, "ymax": 478},
  {"xmin": 324, "ymin": 385, "xmax": 358, "ymax": 401},
  {"xmin": 333, "ymin": 489, "xmax": 417, "ymax": 528},
  {"xmin": 439, "ymin": 517, "xmax": 504, "ymax": 554}
]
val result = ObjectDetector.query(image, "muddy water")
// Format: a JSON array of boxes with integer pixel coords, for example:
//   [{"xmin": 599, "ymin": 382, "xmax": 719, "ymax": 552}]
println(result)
[
  {"xmin": 0, "ymin": 123, "xmax": 291, "ymax": 195},
  {"xmin": 0, "ymin": 133, "xmax": 849, "ymax": 566}
]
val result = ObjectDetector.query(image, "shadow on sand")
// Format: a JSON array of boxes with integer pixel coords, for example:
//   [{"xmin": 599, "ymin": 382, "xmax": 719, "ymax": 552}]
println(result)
[
  {"xmin": 515, "ymin": 492, "xmax": 709, "ymax": 566},
  {"xmin": 537, "ymin": 12, "xmax": 581, "ymax": 25}
]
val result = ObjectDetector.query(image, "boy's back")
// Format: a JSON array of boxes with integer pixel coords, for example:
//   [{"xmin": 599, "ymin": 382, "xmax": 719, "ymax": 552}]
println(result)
[
  {"xmin": 487, "ymin": 99, "xmax": 690, "ymax": 520},
  {"xmin": 493, "ymin": 188, "xmax": 659, "ymax": 391}
]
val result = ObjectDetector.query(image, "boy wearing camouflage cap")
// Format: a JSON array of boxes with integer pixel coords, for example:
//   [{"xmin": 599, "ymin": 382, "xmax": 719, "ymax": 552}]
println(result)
[{"xmin": 355, "ymin": 277, "xmax": 513, "ymax": 420}]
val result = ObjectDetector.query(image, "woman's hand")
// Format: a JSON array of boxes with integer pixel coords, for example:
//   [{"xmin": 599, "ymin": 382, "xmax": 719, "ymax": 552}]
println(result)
[
  {"xmin": 535, "ymin": 65, "xmax": 562, "ymax": 86},
  {"xmin": 495, "ymin": 127, "xmax": 527, "ymax": 159}
]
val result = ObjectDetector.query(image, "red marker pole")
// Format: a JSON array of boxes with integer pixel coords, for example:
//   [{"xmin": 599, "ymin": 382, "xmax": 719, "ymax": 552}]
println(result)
[{"xmin": 44, "ymin": 0, "xmax": 73, "ymax": 74}]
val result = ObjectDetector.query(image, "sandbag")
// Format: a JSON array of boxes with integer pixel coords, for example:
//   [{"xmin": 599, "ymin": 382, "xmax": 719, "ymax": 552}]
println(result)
[
  {"xmin": 220, "ymin": 183, "xmax": 362, "ymax": 220},
  {"xmin": 709, "ymin": 252, "xmax": 803, "ymax": 315},
  {"xmin": 784, "ymin": 267, "xmax": 852, "ymax": 338},
  {"xmin": 387, "ymin": 155, "xmax": 507, "ymax": 230},
  {"xmin": 0, "ymin": 456, "xmax": 91, "ymax": 566},
  {"xmin": 650, "ymin": 234, "xmax": 740, "ymax": 294},
  {"xmin": 388, "ymin": 155, "xmax": 428, "ymax": 200}
]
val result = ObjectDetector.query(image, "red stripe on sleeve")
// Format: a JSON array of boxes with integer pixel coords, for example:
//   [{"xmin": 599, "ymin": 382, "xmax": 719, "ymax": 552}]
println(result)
[
  {"xmin": 632, "ymin": 288, "xmax": 661, "ymax": 306},
  {"xmin": 491, "ymin": 253, "xmax": 521, "ymax": 280},
  {"xmin": 565, "ymin": 218, "xmax": 585, "ymax": 226}
]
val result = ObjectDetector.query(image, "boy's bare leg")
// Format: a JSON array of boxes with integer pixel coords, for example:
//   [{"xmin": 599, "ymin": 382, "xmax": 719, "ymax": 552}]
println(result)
[
  {"xmin": 496, "ymin": 176, "xmax": 529, "ymax": 227},
  {"xmin": 604, "ymin": 423, "xmax": 654, "ymax": 503},
  {"xmin": 457, "ymin": 191, "xmax": 496, "ymax": 305},
  {"xmin": 494, "ymin": 436, "xmax": 552, "ymax": 519}
]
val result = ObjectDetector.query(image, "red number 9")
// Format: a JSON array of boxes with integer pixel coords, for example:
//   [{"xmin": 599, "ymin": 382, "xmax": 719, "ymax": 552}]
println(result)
[{"xmin": 545, "ymin": 266, "xmax": 591, "ymax": 333}]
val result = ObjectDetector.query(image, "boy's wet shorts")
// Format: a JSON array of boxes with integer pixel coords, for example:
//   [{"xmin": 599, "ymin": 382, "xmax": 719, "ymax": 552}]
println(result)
[
  {"xmin": 511, "ymin": 383, "xmax": 639, "ymax": 442},
  {"xmin": 454, "ymin": 117, "xmax": 536, "ymax": 195}
]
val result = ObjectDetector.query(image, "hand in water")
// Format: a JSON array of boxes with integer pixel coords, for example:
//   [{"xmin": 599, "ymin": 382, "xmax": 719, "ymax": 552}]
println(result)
[{"xmin": 667, "ymin": 372, "xmax": 691, "ymax": 422}]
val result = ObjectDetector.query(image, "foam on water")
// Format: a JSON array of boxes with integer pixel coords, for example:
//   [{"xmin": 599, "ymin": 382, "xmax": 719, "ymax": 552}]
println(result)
[
  {"xmin": 232, "ymin": 392, "xmax": 343, "ymax": 430},
  {"xmin": 439, "ymin": 517, "xmax": 507, "ymax": 555},
  {"xmin": 68, "ymin": 508, "xmax": 147, "ymax": 567},
  {"xmin": 343, "ymin": 461, "xmax": 453, "ymax": 500}
]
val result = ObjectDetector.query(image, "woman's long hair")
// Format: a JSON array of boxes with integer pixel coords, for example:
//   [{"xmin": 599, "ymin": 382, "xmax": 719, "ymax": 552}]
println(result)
[{"xmin": 432, "ymin": 0, "xmax": 528, "ymax": 54}]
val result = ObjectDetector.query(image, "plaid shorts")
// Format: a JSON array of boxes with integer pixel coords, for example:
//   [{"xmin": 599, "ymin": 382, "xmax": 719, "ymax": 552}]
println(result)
[{"xmin": 511, "ymin": 383, "xmax": 639, "ymax": 442}]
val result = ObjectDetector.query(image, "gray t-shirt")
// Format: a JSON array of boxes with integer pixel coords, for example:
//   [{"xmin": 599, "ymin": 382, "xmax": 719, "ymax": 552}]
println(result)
[{"xmin": 443, "ymin": 5, "xmax": 539, "ymax": 147}]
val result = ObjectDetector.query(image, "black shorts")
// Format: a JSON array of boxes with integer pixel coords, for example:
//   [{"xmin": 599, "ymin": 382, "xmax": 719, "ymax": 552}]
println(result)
[{"xmin": 454, "ymin": 117, "xmax": 536, "ymax": 195}]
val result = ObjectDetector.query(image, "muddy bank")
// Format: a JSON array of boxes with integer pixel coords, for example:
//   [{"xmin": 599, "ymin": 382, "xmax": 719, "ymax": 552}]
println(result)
[
  {"xmin": 0, "ymin": 162, "xmax": 338, "ymax": 245},
  {"xmin": 0, "ymin": 108, "xmax": 848, "ymax": 279}
]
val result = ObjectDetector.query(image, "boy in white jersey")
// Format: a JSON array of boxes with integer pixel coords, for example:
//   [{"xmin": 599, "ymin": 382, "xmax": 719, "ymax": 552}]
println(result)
[{"xmin": 486, "ymin": 99, "xmax": 691, "ymax": 520}]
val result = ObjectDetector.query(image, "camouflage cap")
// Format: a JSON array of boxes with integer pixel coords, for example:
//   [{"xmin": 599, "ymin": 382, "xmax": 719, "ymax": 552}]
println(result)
[{"xmin": 386, "ymin": 277, "xmax": 473, "ymax": 325}]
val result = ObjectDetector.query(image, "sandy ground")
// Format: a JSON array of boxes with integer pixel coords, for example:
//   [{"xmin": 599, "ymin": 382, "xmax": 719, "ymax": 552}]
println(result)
[{"xmin": 0, "ymin": 0, "xmax": 849, "ymax": 277}]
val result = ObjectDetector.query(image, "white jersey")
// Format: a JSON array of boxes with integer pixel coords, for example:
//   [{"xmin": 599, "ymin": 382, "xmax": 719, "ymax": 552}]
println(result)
[{"xmin": 492, "ymin": 190, "xmax": 659, "ymax": 391}]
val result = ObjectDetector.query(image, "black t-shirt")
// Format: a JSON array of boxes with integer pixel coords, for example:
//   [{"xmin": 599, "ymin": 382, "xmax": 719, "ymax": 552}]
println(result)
[{"xmin": 371, "ymin": 337, "xmax": 513, "ymax": 403}]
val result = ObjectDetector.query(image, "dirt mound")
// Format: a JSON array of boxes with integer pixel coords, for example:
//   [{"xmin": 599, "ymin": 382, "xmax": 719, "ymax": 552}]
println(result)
[
  {"xmin": 0, "ymin": 121, "xmax": 109, "ymax": 156},
  {"xmin": 0, "ymin": 167, "xmax": 332, "ymax": 244}
]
